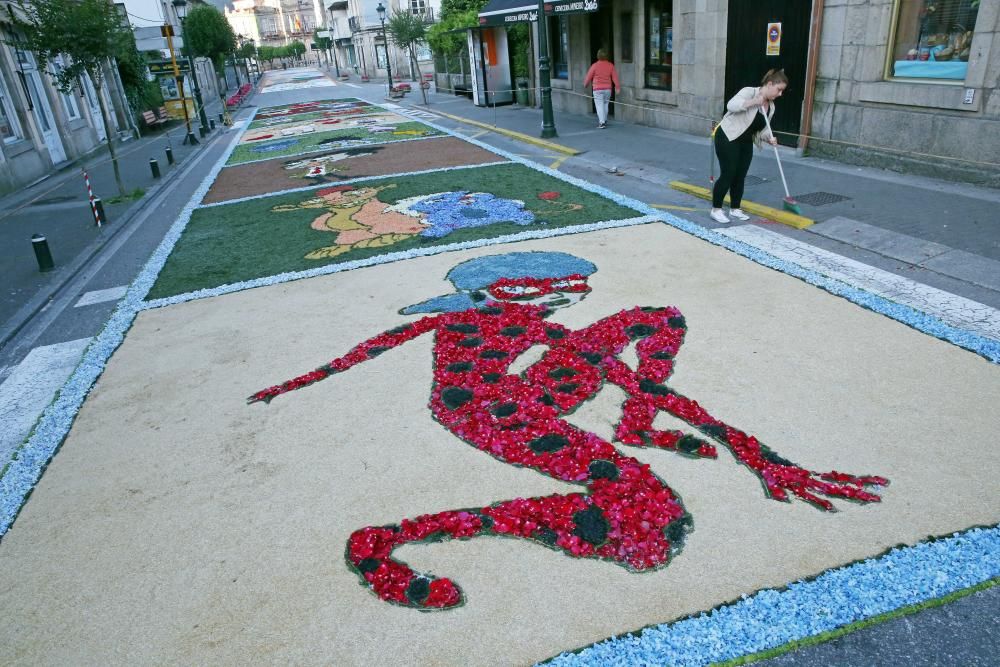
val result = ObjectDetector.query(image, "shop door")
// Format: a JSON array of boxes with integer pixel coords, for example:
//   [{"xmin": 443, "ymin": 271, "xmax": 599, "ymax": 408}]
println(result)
[
  {"xmin": 724, "ymin": 0, "xmax": 810, "ymax": 146},
  {"xmin": 588, "ymin": 5, "xmax": 615, "ymax": 117}
]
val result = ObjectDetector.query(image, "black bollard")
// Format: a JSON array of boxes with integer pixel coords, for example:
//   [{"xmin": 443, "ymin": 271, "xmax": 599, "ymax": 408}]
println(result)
[
  {"xmin": 93, "ymin": 197, "xmax": 107, "ymax": 226},
  {"xmin": 31, "ymin": 234, "xmax": 54, "ymax": 272},
  {"xmin": 210, "ymin": 119, "xmax": 216, "ymax": 130},
  {"xmin": 165, "ymin": 145, "xmax": 174, "ymax": 165},
  {"xmin": 199, "ymin": 124, "xmax": 207, "ymax": 138},
  {"xmin": 149, "ymin": 157, "xmax": 161, "ymax": 178},
  {"xmin": 218, "ymin": 112, "xmax": 224, "ymax": 123}
]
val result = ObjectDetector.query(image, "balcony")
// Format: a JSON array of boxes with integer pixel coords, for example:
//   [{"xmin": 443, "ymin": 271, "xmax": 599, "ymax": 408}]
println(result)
[{"xmin": 347, "ymin": 15, "xmax": 360, "ymax": 33}]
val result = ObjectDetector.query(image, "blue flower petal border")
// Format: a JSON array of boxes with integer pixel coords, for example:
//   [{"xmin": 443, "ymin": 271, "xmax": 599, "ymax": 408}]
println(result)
[
  {"xmin": 0, "ymin": 95, "xmax": 998, "ymax": 667},
  {"xmin": 541, "ymin": 525, "xmax": 1000, "ymax": 666}
]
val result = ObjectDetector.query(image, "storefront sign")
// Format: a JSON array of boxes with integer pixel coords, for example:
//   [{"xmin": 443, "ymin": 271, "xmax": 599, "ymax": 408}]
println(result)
[
  {"xmin": 766, "ymin": 22, "xmax": 781, "ymax": 56},
  {"xmin": 148, "ymin": 59, "xmax": 189, "ymax": 75},
  {"xmin": 546, "ymin": 0, "xmax": 598, "ymax": 14}
]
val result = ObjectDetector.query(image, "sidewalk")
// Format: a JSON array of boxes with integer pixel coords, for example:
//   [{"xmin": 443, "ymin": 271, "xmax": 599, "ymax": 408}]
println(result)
[
  {"xmin": 0, "ymin": 94, "xmax": 236, "ymax": 351},
  {"xmin": 392, "ymin": 87, "xmax": 1000, "ymax": 308}
]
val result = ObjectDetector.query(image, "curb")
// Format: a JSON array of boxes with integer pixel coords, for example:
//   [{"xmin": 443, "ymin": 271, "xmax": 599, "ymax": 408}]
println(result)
[
  {"xmin": 669, "ymin": 180, "xmax": 815, "ymax": 229},
  {"xmin": 0, "ymin": 126, "xmax": 232, "ymax": 353},
  {"xmin": 423, "ymin": 109, "xmax": 580, "ymax": 156}
]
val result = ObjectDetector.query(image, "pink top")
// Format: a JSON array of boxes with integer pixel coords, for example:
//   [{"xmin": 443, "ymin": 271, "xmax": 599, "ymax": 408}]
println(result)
[{"xmin": 584, "ymin": 60, "xmax": 620, "ymax": 91}]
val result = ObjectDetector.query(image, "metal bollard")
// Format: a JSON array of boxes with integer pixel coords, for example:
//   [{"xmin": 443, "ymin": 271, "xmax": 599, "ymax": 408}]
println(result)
[
  {"xmin": 218, "ymin": 112, "xmax": 224, "ymax": 123},
  {"xmin": 149, "ymin": 157, "xmax": 161, "ymax": 178},
  {"xmin": 165, "ymin": 145, "xmax": 174, "ymax": 165},
  {"xmin": 199, "ymin": 124, "xmax": 207, "ymax": 138},
  {"xmin": 31, "ymin": 234, "xmax": 54, "ymax": 272},
  {"xmin": 93, "ymin": 197, "xmax": 107, "ymax": 225},
  {"xmin": 210, "ymin": 119, "xmax": 216, "ymax": 130}
]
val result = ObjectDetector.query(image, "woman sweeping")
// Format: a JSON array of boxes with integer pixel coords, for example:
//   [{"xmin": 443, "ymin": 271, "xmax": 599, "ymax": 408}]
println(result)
[{"xmin": 710, "ymin": 69, "xmax": 788, "ymax": 224}]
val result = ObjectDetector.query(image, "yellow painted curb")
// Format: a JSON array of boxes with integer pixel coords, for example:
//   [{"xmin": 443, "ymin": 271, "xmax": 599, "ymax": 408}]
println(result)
[
  {"xmin": 429, "ymin": 110, "xmax": 580, "ymax": 156},
  {"xmin": 669, "ymin": 181, "xmax": 815, "ymax": 229}
]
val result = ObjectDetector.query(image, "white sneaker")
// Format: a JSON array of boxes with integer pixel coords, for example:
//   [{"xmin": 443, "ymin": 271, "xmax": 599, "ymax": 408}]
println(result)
[
  {"xmin": 729, "ymin": 208, "xmax": 750, "ymax": 221},
  {"xmin": 709, "ymin": 208, "xmax": 730, "ymax": 224}
]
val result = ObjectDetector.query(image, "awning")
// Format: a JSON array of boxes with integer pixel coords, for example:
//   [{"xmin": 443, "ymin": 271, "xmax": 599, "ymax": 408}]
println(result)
[
  {"xmin": 477, "ymin": 0, "xmax": 537, "ymax": 27},
  {"xmin": 477, "ymin": 0, "xmax": 598, "ymax": 27}
]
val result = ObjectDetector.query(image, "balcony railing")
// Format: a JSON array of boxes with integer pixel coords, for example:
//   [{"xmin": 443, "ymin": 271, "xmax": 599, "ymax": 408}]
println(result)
[{"xmin": 347, "ymin": 15, "xmax": 360, "ymax": 33}]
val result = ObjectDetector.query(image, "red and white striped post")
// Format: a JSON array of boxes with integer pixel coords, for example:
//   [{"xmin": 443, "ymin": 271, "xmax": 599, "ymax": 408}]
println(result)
[{"xmin": 83, "ymin": 169, "xmax": 101, "ymax": 227}]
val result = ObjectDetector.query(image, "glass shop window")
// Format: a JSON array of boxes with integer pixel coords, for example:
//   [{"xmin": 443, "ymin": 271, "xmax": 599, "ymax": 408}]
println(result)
[
  {"xmin": 889, "ymin": 0, "xmax": 978, "ymax": 80},
  {"xmin": 547, "ymin": 15, "xmax": 569, "ymax": 80},
  {"xmin": 645, "ymin": 0, "xmax": 671, "ymax": 90}
]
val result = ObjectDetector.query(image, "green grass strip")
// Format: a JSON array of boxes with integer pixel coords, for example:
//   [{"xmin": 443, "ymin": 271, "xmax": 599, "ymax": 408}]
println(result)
[{"xmin": 711, "ymin": 577, "xmax": 1000, "ymax": 666}]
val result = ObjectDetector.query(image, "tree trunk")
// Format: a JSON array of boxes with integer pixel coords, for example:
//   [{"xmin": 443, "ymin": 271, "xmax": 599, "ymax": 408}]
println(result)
[
  {"xmin": 411, "ymin": 46, "xmax": 427, "ymax": 105},
  {"xmin": 94, "ymin": 70, "xmax": 126, "ymax": 197}
]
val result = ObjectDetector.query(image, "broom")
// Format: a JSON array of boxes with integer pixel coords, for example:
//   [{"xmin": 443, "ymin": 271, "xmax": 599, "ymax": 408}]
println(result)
[{"xmin": 762, "ymin": 110, "xmax": 802, "ymax": 215}]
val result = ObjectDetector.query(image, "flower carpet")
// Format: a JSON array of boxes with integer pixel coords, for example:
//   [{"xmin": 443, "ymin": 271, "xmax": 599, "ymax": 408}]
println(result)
[{"xmin": 0, "ymin": 83, "xmax": 997, "ymax": 665}]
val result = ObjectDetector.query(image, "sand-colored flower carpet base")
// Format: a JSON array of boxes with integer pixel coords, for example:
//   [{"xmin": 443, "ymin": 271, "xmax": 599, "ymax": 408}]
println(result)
[{"xmin": 0, "ymin": 91, "xmax": 997, "ymax": 666}]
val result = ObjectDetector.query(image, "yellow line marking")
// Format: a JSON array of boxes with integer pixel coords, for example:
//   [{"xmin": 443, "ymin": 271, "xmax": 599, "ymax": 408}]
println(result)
[
  {"xmin": 668, "ymin": 181, "xmax": 814, "ymax": 229},
  {"xmin": 431, "ymin": 110, "xmax": 580, "ymax": 156},
  {"xmin": 651, "ymin": 204, "xmax": 700, "ymax": 212},
  {"xmin": 549, "ymin": 156, "xmax": 569, "ymax": 170}
]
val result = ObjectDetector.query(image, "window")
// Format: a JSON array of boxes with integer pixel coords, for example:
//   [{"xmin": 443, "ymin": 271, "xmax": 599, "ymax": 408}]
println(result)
[
  {"xmin": 645, "ymin": 0, "xmax": 671, "ymax": 90},
  {"xmin": 51, "ymin": 57, "xmax": 80, "ymax": 120},
  {"xmin": 889, "ymin": 0, "xmax": 978, "ymax": 80},
  {"xmin": 410, "ymin": 0, "xmax": 426, "ymax": 14},
  {"xmin": 376, "ymin": 42, "xmax": 388, "ymax": 69},
  {"xmin": 620, "ymin": 12, "xmax": 633, "ymax": 63},
  {"xmin": 0, "ymin": 74, "xmax": 24, "ymax": 143},
  {"xmin": 547, "ymin": 15, "xmax": 569, "ymax": 80}
]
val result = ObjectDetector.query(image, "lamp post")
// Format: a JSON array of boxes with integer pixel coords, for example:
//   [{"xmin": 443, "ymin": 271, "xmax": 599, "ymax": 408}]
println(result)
[
  {"xmin": 536, "ymin": 2, "xmax": 557, "ymax": 138},
  {"xmin": 162, "ymin": 23, "xmax": 197, "ymax": 144},
  {"xmin": 173, "ymin": 0, "xmax": 210, "ymax": 134},
  {"xmin": 375, "ymin": 2, "xmax": 393, "ymax": 90}
]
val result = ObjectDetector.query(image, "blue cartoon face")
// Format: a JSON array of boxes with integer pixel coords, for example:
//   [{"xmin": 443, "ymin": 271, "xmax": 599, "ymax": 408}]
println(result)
[{"xmin": 395, "ymin": 192, "xmax": 537, "ymax": 239}]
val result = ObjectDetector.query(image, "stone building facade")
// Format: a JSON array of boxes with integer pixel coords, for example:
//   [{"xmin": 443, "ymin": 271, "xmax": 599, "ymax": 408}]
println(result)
[
  {"xmin": 0, "ymin": 11, "xmax": 132, "ymax": 195},
  {"xmin": 526, "ymin": 0, "xmax": 998, "ymax": 183}
]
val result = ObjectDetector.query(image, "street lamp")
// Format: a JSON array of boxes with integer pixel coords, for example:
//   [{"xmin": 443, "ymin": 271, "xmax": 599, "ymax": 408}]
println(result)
[
  {"xmin": 536, "ymin": 3, "xmax": 557, "ymax": 138},
  {"xmin": 173, "ymin": 0, "xmax": 210, "ymax": 135},
  {"xmin": 375, "ymin": 2, "xmax": 393, "ymax": 90}
]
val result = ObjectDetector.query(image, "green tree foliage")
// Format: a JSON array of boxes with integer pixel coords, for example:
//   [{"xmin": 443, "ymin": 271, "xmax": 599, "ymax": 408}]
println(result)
[
  {"xmin": 16, "ymin": 0, "xmax": 130, "ymax": 195},
  {"xmin": 440, "ymin": 0, "xmax": 487, "ymax": 16},
  {"xmin": 183, "ymin": 3, "xmax": 236, "ymax": 74},
  {"xmin": 288, "ymin": 40, "xmax": 306, "ymax": 59},
  {"xmin": 426, "ymin": 9, "xmax": 479, "ymax": 56},
  {"xmin": 116, "ymin": 35, "xmax": 163, "ymax": 118},
  {"xmin": 387, "ymin": 10, "xmax": 429, "ymax": 103}
]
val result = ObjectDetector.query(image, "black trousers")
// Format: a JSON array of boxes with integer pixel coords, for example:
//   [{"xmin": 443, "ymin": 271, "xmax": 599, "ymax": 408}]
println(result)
[{"xmin": 713, "ymin": 131, "xmax": 754, "ymax": 209}]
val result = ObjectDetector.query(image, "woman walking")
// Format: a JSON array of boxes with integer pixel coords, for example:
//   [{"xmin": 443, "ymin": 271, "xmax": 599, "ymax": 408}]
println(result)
[
  {"xmin": 710, "ymin": 69, "xmax": 788, "ymax": 223},
  {"xmin": 584, "ymin": 49, "xmax": 620, "ymax": 129}
]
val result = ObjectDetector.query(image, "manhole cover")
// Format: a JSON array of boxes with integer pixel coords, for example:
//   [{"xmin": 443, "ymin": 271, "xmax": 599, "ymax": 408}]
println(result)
[
  {"xmin": 793, "ymin": 191, "xmax": 851, "ymax": 206},
  {"xmin": 743, "ymin": 175, "xmax": 767, "ymax": 186}
]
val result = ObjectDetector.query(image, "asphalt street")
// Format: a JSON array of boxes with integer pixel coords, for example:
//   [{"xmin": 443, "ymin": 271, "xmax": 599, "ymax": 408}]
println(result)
[{"xmin": 0, "ymin": 71, "xmax": 996, "ymax": 666}]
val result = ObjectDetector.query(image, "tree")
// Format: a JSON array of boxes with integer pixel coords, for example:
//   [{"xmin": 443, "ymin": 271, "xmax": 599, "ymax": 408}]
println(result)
[
  {"xmin": 426, "ymin": 8, "xmax": 478, "ymax": 56},
  {"xmin": 386, "ymin": 10, "xmax": 429, "ymax": 104},
  {"xmin": 288, "ymin": 40, "xmax": 306, "ymax": 61},
  {"xmin": 183, "ymin": 3, "xmax": 236, "ymax": 76},
  {"xmin": 16, "ymin": 0, "xmax": 131, "ymax": 196}
]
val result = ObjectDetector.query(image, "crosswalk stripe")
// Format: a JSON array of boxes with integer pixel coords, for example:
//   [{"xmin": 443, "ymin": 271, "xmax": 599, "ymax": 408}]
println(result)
[
  {"xmin": 75, "ymin": 285, "xmax": 128, "ymax": 308},
  {"xmin": 718, "ymin": 225, "xmax": 1000, "ymax": 341},
  {"xmin": 0, "ymin": 338, "xmax": 92, "ymax": 466}
]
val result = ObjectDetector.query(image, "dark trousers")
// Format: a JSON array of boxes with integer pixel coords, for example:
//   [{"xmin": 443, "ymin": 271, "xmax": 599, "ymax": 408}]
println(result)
[{"xmin": 713, "ymin": 131, "xmax": 754, "ymax": 209}]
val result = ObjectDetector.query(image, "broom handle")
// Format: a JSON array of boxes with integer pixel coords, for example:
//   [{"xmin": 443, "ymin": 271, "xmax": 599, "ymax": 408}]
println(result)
[{"xmin": 762, "ymin": 109, "xmax": 791, "ymax": 198}]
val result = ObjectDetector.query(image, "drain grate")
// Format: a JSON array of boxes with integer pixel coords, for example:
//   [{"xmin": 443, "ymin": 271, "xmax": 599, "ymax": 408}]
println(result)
[
  {"xmin": 793, "ymin": 191, "xmax": 851, "ymax": 206},
  {"xmin": 743, "ymin": 175, "xmax": 767, "ymax": 186}
]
